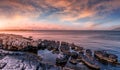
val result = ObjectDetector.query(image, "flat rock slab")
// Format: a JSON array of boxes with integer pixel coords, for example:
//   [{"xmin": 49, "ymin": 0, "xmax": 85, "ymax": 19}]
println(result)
[{"xmin": 0, "ymin": 49, "xmax": 60, "ymax": 70}]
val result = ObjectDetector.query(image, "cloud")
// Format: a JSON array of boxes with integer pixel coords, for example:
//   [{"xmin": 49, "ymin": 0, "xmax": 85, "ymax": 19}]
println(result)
[
  {"xmin": 0, "ymin": 0, "xmax": 119, "ymax": 21},
  {"xmin": 44, "ymin": 0, "xmax": 120, "ymax": 22},
  {"xmin": 0, "ymin": 0, "xmax": 120, "ymax": 30},
  {"xmin": 59, "ymin": 10, "xmax": 95, "ymax": 22}
]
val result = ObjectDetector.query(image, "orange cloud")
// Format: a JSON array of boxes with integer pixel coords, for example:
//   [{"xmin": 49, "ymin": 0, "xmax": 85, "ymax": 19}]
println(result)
[
  {"xmin": 0, "ymin": 0, "xmax": 120, "ymax": 30},
  {"xmin": 59, "ymin": 10, "xmax": 95, "ymax": 21},
  {"xmin": 45, "ymin": 0, "xmax": 72, "ymax": 8}
]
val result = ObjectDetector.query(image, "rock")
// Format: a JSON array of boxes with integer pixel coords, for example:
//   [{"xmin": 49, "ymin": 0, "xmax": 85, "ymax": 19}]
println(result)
[
  {"xmin": 108, "ymin": 54, "xmax": 118, "ymax": 60},
  {"xmin": 94, "ymin": 50, "xmax": 118, "ymax": 63},
  {"xmin": 70, "ymin": 52, "xmax": 78, "ymax": 59},
  {"xmin": 76, "ymin": 53, "xmax": 83, "ymax": 62},
  {"xmin": 0, "ymin": 34, "xmax": 36, "ymax": 51},
  {"xmin": 56, "ymin": 53, "xmax": 69, "ymax": 66},
  {"xmin": 80, "ymin": 52, "xmax": 100, "ymax": 70},
  {"xmin": 0, "ymin": 62, "xmax": 7, "ymax": 69},
  {"xmin": 69, "ymin": 57, "xmax": 77, "ymax": 65},
  {"xmin": 0, "ymin": 39, "xmax": 3, "ymax": 49},
  {"xmin": 63, "ymin": 51, "xmax": 71, "ymax": 57},
  {"xmin": 47, "ymin": 45, "xmax": 54, "ymax": 51},
  {"xmin": 0, "ymin": 49, "xmax": 61, "ymax": 70},
  {"xmin": 52, "ymin": 48, "xmax": 60, "ymax": 54},
  {"xmin": 63, "ymin": 67, "xmax": 74, "ymax": 70},
  {"xmin": 0, "ymin": 33, "xmax": 119, "ymax": 70},
  {"xmin": 70, "ymin": 43, "xmax": 76, "ymax": 50},
  {"xmin": 70, "ymin": 43, "xmax": 84, "ymax": 53},
  {"xmin": 86, "ymin": 49, "xmax": 92, "ymax": 56},
  {"xmin": 22, "ymin": 45, "xmax": 38, "ymax": 53},
  {"xmin": 38, "ymin": 41, "xmax": 47, "ymax": 50},
  {"xmin": 60, "ymin": 42, "xmax": 70, "ymax": 54}
]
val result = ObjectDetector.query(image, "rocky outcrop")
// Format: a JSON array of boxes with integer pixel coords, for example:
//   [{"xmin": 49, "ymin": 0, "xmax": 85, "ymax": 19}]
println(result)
[
  {"xmin": 70, "ymin": 43, "xmax": 84, "ymax": 53},
  {"xmin": 0, "ymin": 34, "xmax": 40, "ymax": 51},
  {"xmin": 56, "ymin": 53, "xmax": 69, "ymax": 67},
  {"xmin": 0, "ymin": 49, "xmax": 61, "ymax": 70},
  {"xmin": 81, "ymin": 49, "xmax": 100, "ymax": 70},
  {"xmin": 0, "ymin": 33, "xmax": 119, "ymax": 70},
  {"xmin": 94, "ymin": 50, "xmax": 118, "ymax": 63}
]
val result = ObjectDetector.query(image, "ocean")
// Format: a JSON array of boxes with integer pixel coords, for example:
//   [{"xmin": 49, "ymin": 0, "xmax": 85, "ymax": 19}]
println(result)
[{"xmin": 0, "ymin": 30, "xmax": 120, "ymax": 70}]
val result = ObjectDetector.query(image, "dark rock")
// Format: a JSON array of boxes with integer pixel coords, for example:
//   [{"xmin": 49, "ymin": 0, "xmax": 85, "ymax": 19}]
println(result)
[
  {"xmin": 69, "ymin": 57, "xmax": 77, "ymax": 65},
  {"xmin": 38, "ymin": 42, "xmax": 47, "ymax": 50},
  {"xmin": 94, "ymin": 50, "xmax": 118, "ymax": 63},
  {"xmin": 60, "ymin": 42, "xmax": 70, "ymax": 53},
  {"xmin": 109, "ymin": 54, "xmax": 118, "ymax": 62},
  {"xmin": 56, "ymin": 53, "xmax": 69, "ymax": 67},
  {"xmin": 70, "ymin": 43, "xmax": 76, "ymax": 50},
  {"xmin": 77, "ymin": 53, "xmax": 83, "ymax": 62},
  {"xmin": 22, "ymin": 45, "xmax": 38, "ymax": 54},
  {"xmin": 52, "ymin": 48, "xmax": 60, "ymax": 54},
  {"xmin": 63, "ymin": 51, "xmax": 71, "ymax": 57},
  {"xmin": 47, "ymin": 45, "xmax": 54, "ymax": 51},
  {"xmin": 0, "ymin": 62, "xmax": 7, "ymax": 69},
  {"xmin": 0, "ymin": 39, "xmax": 3, "ymax": 49},
  {"xmin": 70, "ymin": 52, "xmax": 78, "ymax": 59},
  {"xmin": 70, "ymin": 43, "xmax": 84, "ymax": 53},
  {"xmin": 86, "ymin": 49, "xmax": 92, "ymax": 56},
  {"xmin": 82, "ymin": 53, "xmax": 100, "ymax": 70}
]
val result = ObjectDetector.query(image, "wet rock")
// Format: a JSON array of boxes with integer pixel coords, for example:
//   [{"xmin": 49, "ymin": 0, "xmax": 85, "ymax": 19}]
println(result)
[
  {"xmin": 70, "ymin": 52, "xmax": 78, "ymax": 59},
  {"xmin": 94, "ymin": 50, "xmax": 118, "ymax": 63},
  {"xmin": 75, "ymin": 46, "xmax": 84, "ymax": 52},
  {"xmin": 60, "ymin": 42, "xmax": 69, "ymax": 51},
  {"xmin": 70, "ymin": 43, "xmax": 84, "ymax": 53},
  {"xmin": 109, "ymin": 53, "xmax": 118, "ymax": 58},
  {"xmin": 0, "ymin": 49, "xmax": 62, "ymax": 70},
  {"xmin": 38, "ymin": 42, "xmax": 47, "ymax": 50},
  {"xmin": 77, "ymin": 53, "xmax": 83, "ymax": 62},
  {"xmin": 0, "ymin": 39, "xmax": 3, "ymax": 49},
  {"xmin": 70, "ymin": 43, "xmax": 76, "ymax": 50},
  {"xmin": 47, "ymin": 45, "xmax": 54, "ymax": 51},
  {"xmin": 38, "ymin": 40, "xmax": 59, "ymax": 51},
  {"xmin": 60, "ymin": 42, "xmax": 70, "ymax": 55},
  {"xmin": 63, "ymin": 67, "xmax": 74, "ymax": 70},
  {"xmin": 52, "ymin": 48, "xmax": 60, "ymax": 54},
  {"xmin": 63, "ymin": 51, "xmax": 71, "ymax": 57},
  {"xmin": 52, "ymin": 41, "xmax": 60, "ymax": 50},
  {"xmin": 86, "ymin": 49, "xmax": 92, "ymax": 56},
  {"xmin": 69, "ymin": 57, "xmax": 77, "ymax": 65},
  {"xmin": 81, "ymin": 52, "xmax": 100, "ymax": 70},
  {"xmin": 0, "ymin": 62, "xmax": 7, "ymax": 69},
  {"xmin": 22, "ymin": 45, "xmax": 38, "ymax": 53},
  {"xmin": 56, "ymin": 53, "xmax": 69, "ymax": 66}
]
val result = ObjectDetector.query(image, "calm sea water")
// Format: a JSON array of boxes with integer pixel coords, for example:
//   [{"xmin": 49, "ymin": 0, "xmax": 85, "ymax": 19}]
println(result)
[{"xmin": 0, "ymin": 30, "xmax": 120, "ymax": 70}]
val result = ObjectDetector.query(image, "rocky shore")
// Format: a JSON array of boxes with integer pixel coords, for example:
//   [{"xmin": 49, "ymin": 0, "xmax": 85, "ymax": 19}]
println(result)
[
  {"xmin": 0, "ymin": 34, "xmax": 119, "ymax": 70},
  {"xmin": 0, "ymin": 49, "xmax": 62, "ymax": 70}
]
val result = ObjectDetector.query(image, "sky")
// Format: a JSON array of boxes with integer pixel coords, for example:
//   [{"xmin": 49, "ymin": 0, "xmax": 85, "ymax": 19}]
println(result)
[{"xmin": 0, "ymin": 0, "xmax": 120, "ymax": 30}]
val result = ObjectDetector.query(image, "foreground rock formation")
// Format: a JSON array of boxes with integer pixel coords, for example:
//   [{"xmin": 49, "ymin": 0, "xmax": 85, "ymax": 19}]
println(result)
[
  {"xmin": 0, "ymin": 33, "xmax": 119, "ymax": 70},
  {"xmin": 0, "ymin": 49, "xmax": 61, "ymax": 70},
  {"xmin": 0, "ymin": 34, "xmax": 39, "ymax": 51}
]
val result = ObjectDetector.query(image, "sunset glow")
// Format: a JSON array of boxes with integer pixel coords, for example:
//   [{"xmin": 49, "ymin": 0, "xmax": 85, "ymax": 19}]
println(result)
[{"xmin": 0, "ymin": 0, "xmax": 120, "ymax": 30}]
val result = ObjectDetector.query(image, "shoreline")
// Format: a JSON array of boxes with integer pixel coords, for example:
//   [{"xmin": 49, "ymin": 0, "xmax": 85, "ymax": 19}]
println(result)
[{"xmin": 0, "ymin": 33, "xmax": 119, "ymax": 70}]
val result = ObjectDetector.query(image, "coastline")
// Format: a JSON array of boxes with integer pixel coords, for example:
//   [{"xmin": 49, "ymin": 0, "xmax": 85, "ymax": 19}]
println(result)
[{"xmin": 0, "ymin": 33, "xmax": 119, "ymax": 70}]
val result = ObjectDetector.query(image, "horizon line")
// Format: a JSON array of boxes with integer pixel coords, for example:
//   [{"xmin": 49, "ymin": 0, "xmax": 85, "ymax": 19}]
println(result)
[{"xmin": 0, "ymin": 29, "xmax": 119, "ymax": 31}]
